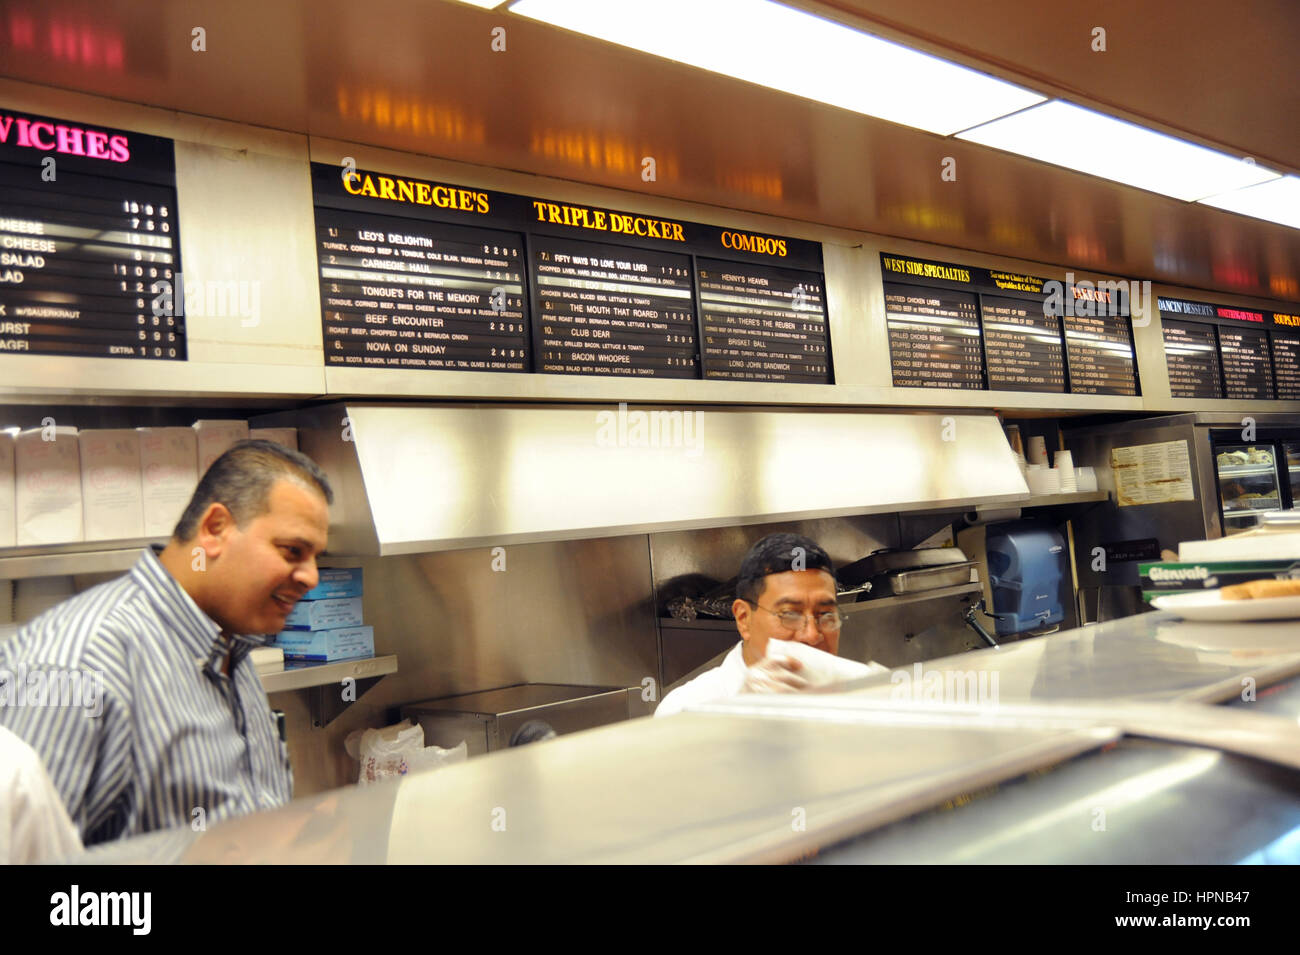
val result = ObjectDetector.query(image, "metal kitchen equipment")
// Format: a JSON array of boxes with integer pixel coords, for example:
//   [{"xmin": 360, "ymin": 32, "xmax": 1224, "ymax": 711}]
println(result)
[
  {"xmin": 1064, "ymin": 413, "xmax": 1300, "ymax": 620},
  {"xmin": 401, "ymin": 683, "xmax": 637, "ymax": 757},
  {"xmin": 837, "ymin": 547, "xmax": 977, "ymax": 600}
]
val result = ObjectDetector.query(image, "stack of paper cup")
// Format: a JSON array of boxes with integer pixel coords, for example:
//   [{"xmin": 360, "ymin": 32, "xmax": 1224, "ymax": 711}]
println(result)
[
  {"xmin": 1027, "ymin": 435, "xmax": 1048, "ymax": 466},
  {"xmin": 1055, "ymin": 450, "xmax": 1077, "ymax": 492},
  {"xmin": 1076, "ymin": 466, "xmax": 1098, "ymax": 492},
  {"xmin": 1026, "ymin": 464, "xmax": 1060, "ymax": 496}
]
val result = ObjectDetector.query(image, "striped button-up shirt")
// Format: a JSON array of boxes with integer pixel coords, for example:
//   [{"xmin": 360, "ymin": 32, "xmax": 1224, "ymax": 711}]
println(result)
[{"xmin": 0, "ymin": 548, "xmax": 292, "ymax": 845}]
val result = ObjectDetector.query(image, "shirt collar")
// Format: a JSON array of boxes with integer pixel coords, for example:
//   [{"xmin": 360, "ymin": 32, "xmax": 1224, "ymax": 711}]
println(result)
[{"xmin": 133, "ymin": 547, "xmax": 274, "ymax": 673}]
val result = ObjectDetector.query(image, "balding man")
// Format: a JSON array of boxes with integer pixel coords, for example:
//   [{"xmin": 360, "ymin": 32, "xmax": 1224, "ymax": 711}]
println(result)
[{"xmin": 0, "ymin": 440, "xmax": 332, "ymax": 845}]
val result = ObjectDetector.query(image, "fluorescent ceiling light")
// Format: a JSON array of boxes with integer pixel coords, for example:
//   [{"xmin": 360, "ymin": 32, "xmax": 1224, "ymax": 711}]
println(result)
[
  {"xmin": 508, "ymin": 0, "xmax": 1045, "ymax": 135},
  {"xmin": 957, "ymin": 100, "xmax": 1279, "ymax": 202},
  {"xmin": 1199, "ymin": 175, "xmax": 1300, "ymax": 230}
]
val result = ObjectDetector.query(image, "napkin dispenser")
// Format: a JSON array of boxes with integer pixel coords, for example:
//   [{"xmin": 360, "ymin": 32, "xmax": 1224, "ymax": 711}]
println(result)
[{"xmin": 985, "ymin": 521, "xmax": 1068, "ymax": 635}]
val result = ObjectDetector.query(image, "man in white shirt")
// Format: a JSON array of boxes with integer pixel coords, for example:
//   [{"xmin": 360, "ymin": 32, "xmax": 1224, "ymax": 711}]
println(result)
[
  {"xmin": 655, "ymin": 533, "xmax": 886, "ymax": 717},
  {"xmin": 0, "ymin": 724, "xmax": 82, "ymax": 863}
]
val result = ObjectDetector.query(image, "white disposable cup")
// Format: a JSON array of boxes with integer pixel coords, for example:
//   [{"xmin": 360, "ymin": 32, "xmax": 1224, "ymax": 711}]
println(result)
[{"xmin": 1027, "ymin": 435, "xmax": 1048, "ymax": 465}]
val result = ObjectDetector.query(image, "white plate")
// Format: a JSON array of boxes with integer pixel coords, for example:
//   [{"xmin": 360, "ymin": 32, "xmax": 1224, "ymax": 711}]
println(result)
[{"xmin": 1152, "ymin": 590, "xmax": 1300, "ymax": 621}]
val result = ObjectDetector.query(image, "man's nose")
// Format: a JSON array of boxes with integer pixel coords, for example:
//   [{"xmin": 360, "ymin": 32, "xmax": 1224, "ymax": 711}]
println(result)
[
  {"xmin": 294, "ymin": 557, "xmax": 320, "ymax": 592},
  {"xmin": 793, "ymin": 616, "xmax": 821, "ymax": 644}
]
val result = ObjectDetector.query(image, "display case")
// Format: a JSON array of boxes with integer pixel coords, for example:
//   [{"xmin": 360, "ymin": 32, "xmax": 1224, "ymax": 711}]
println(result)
[{"xmin": 1214, "ymin": 443, "xmax": 1285, "ymax": 534}]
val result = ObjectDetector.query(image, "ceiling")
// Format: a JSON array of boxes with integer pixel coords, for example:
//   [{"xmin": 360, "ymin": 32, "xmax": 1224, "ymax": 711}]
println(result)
[{"xmin": 2, "ymin": 0, "xmax": 1297, "ymax": 303}]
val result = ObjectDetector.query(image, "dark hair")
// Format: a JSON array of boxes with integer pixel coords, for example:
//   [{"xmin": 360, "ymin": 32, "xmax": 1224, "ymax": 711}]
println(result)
[
  {"xmin": 173, "ymin": 439, "xmax": 334, "ymax": 541},
  {"xmin": 735, "ymin": 533, "xmax": 835, "ymax": 604}
]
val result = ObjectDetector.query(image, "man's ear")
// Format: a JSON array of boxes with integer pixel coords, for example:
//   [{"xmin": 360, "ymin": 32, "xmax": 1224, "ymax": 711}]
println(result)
[
  {"xmin": 732, "ymin": 598, "xmax": 752, "ymax": 641},
  {"xmin": 195, "ymin": 502, "xmax": 235, "ymax": 558}
]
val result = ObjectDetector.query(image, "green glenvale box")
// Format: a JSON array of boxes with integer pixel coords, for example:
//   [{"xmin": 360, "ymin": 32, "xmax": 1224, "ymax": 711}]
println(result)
[{"xmin": 1139, "ymin": 558, "xmax": 1300, "ymax": 603}]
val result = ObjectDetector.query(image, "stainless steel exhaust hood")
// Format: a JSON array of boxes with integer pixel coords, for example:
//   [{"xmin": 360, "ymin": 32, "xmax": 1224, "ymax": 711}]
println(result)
[{"xmin": 269, "ymin": 403, "xmax": 1029, "ymax": 556}]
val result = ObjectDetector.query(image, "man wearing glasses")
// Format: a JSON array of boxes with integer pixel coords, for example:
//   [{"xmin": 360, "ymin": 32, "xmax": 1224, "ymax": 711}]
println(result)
[{"xmin": 655, "ymin": 533, "xmax": 886, "ymax": 717}]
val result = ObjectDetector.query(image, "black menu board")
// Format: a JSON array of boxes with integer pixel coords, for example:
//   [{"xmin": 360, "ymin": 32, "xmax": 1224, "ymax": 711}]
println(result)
[
  {"xmin": 1161, "ymin": 320, "xmax": 1223, "ymax": 399},
  {"xmin": 1220, "ymin": 324, "xmax": 1275, "ymax": 399},
  {"xmin": 532, "ymin": 235, "xmax": 696, "ymax": 378},
  {"xmin": 883, "ymin": 283, "xmax": 983, "ymax": 388},
  {"xmin": 699, "ymin": 259, "xmax": 829, "ymax": 382},
  {"xmin": 0, "ymin": 109, "xmax": 183, "ymax": 360},
  {"xmin": 1062, "ymin": 313, "xmax": 1138, "ymax": 395},
  {"xmin": 981, "ymin": 294, "xmax": 1064, "ymax": 392},
  {"xmin": 314, "ymin": 208, "xmax": 527, "ymax": 371},
  {"xmin": 1272, "ymin": 333, "xmax": 1300, "ymax": 400},
  {"xmin": 312, "ymin": 163, "xmax": 830, "ymax": 381}
]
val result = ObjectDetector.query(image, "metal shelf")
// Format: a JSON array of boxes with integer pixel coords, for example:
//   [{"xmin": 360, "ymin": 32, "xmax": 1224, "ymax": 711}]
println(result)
[
  {"xmin": 1218, "ymin": 464, "xmax": 1278, "ymax": 476},
  {"xmin": 260, "ymin": 654, "xmax": 398, "ymax": 694},
  {"xmin": 1022, "ymin": 491, "xmax": 1108, "ymax": 507},
  {"xmin": 261, "ymin": 654, "xmax": 399, "ymax": 728},
  {"xmin": 840, "ymin": 581, "xmax": 982, "ymax": 615},
  {"xmin": 0, "ymin": 538, "xmax": 164, "ymax": 580},
  {"xmin": 659, "ymin": 580, "xmax": 983, "ymax": 629}
]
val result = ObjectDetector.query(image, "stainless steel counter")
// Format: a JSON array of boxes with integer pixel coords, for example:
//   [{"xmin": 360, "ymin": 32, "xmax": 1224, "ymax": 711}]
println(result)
[{"xmin": 70, "ymin": 611, "xmax": 1300, "ymax": 864}]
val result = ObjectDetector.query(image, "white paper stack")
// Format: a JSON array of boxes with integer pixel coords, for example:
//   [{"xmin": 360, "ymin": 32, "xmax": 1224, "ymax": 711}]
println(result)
[
  {"xmin": 249, "ymin": 427, "xmax": 298, "ymax": 451},
  {"xmin": 15, "ymin": 426, "xmax": 83, "ymax": 545},
  {"xmin": 138, "ymin": 427, "xmax": 199, "ymax": 538},
  {"xmin": 79, "ymin": 429, "xmax": 145, "ymax": 541},
  {"xmin": 250, "ymin": 645, "xmax": 285, "ymax": 675},
  {"xmin": 0, "ymin": 428, "xmax": 16, "ymax": 547},
  {"xmin": 193, "ymin": 419, "xmax": 249, "ymax": 475}
]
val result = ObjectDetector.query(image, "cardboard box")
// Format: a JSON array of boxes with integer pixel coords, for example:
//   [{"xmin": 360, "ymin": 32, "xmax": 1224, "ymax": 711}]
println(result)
[
  {"xmin": 138, "ymin": 427, "xmax": 199, "ymax": 538},
  {"xmin": 79, "ymin": 429, "xmax": 145, "ymax": 541},
  {"xmin": 193, "ymin": 419, "xmax": 249, "ymax": 475},
  {"xmin": 303, "ymin": 567, "xmax": 362, "ymax": 600},
  {"xmin": 283, "ymin": 596, "xmax": 364, "ymax": 631},
  {"xmin": 1140, "ymin": 558, "xmax": 1300, "ymax": 603},
  {"xmin": 249, "ymin": 427, "xmax": 298, "ymax": 451},
  {"xmin": 275, "ymin": 626, "xmax": 374, "ymax": 662},
  {"xmin": 0, "ymin": 428, "xmax": 16, "ymax": 548},
  {"xmin": 15, "ymin": 426, "xmax": 83, "ymax": 545}
]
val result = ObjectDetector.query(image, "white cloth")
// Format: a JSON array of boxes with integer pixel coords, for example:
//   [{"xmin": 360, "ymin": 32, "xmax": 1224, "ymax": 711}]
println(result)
[
  {"xmin": 654, "ymin": 639, "xmax": 887, "ymax": 717},
  {"xmin": 0, "ymin": 725, "xmax": 83, "ymax": 864}
]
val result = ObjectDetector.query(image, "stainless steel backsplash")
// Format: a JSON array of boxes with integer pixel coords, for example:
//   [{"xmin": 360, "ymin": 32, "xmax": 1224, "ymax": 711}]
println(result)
[{"xmin": 278, "ymin": 514, "xmax": 981, "ymax": 796}]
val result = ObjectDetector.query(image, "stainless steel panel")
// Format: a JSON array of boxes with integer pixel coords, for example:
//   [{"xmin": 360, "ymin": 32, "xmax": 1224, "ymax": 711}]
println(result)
[
  {"xmin": 827, "ymin": 610, "xmax": 1300, "ymax": 705},
  {"xmin": 403, "ymin": 684, "xmax": 635, "ymax": 756},
  {"xmin": 73, "ymin": 713, "xmax": 1112, "ymax": 865},
  {"xmin": 265, "ymin": 536, "xmax": 658, "ymax": 796},
  {"xmin": 270, "ymin": 403, "xmax": 1027, "ymax": 555},
  {"xmin": 813, "ymin": 739, "xmax": 1300, "ymax": 865}
]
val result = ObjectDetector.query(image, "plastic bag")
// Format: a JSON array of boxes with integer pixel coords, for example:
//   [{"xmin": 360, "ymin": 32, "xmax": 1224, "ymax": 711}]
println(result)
[{"xmin": 344, "ymin": 720, "xmax": 467, "ymax": 785}]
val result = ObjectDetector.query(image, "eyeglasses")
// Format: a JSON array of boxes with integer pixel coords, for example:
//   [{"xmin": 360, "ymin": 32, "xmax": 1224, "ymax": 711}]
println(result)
[{"xmin": 751, "ymin": 603, "xmax": 843, "ymax": 633}]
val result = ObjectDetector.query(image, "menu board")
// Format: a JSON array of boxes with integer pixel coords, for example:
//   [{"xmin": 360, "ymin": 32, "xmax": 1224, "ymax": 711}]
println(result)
[
  {"xmin": 1063, "ymin": 313, "xmax": 1138, "ymax": 396},
  {"xmin": 883, "ymin": 284, "xmax": 983, "ymax": 388},
  {"xmin": 1272, "ymin": 333, "xmax": 1300, "ymax": 400},
  {"xmin": 532, "ymin": 235, "xmax": 696, "ymax": 378},
  {"xmin": 981, "ymin": 294, "xmax": 1065, "ymax": 392},
  {"xmin": 1161, "ymin": 320, "xmax": 1223, "ymax": 399},
  {"xmin": 0, "ymin": 110, "xmax": 184, "ymax": 360},
  {"xmin": 1219, "ymin": 325, "xmax": 1275, "ymax": 399},
  {"xmin": 315, "ymin": 207, "xmax": 527, "ymax": 371},
  {"xmin": 312, "ymin": 163, "xmax": 830, "ymax": 381},
  {"xmin": 698, "ymin": 259, "xmax": 830, "ymax": 382}
]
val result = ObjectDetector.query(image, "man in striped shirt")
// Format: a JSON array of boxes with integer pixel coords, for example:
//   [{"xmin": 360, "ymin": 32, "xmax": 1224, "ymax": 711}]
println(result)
[{"xmin": 0, "ymin": 439, "xmax": 332, "ymax": 847}]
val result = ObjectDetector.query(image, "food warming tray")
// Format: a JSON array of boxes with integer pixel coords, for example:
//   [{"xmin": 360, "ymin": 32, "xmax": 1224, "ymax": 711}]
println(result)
[{"xmin": 838, "ymin": 548, "xmax": 976, "ymax": 600}]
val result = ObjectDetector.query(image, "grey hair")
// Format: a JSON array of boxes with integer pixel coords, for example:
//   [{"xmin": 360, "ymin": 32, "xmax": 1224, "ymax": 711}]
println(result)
[{"xmin": 173, "ymin": 439, "xmax": 333, "ymax": 541}]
